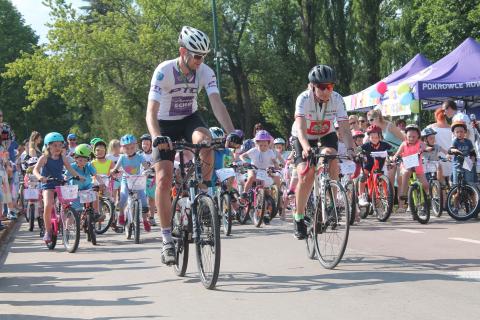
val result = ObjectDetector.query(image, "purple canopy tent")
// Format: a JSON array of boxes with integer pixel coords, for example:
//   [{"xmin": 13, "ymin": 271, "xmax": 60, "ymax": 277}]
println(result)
[{"xmin": 345, "ymin": 53, "xmax": 431, "ymax": 112}]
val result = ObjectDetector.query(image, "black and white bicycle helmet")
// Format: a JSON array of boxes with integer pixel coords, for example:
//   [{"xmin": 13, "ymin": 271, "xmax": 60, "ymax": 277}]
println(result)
[
  {"xmin": 308, "ymin": 64, "xmax": 337, "ymax": 84},
  {"xmin": 178, "ymin": 26, "xmax": 211, "ymax": 55}
]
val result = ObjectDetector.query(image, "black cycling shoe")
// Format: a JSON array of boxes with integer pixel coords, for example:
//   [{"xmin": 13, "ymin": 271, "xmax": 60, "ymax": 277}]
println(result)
[
  {"xmin": 294, "ymin": 219, "xmax": 307, "ymax": 240},
  {"xmin": 161, "ymin": 241, "xmax": 176, "ymax": 265},
  {"xmin": 263, "ymin": 214, "xmax": 270, "ymax": 225}
]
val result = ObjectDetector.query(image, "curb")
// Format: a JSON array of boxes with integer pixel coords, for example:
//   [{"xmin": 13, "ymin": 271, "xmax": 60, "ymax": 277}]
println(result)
[{"xmin": 0, "ymin": 216, "xmax": 22, "ymax": 253}]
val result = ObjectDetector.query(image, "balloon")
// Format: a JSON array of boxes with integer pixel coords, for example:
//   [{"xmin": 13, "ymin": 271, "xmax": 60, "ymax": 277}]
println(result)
[
  {"xmin": 400, "ymin": 92, "xmax": 413, "ymax": 105},
  {"xmin": 369, "ymin": 89, "xmax": 381, "ymax": 99},
  {"xmin": 410, "ymin": 99, "xmax": 420, "ymax": 114},
  {"xmin": 376, "ymin": 81, "xmax": 388, "ymax": 95},
  {"xmin": 397, "ymin": 83, "xmax": 410, "ymax": 95}
]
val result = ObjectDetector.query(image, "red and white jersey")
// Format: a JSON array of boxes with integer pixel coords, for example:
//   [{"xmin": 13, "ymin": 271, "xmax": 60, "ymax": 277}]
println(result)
[
  {"xmin": 148, "ymin": 59, "xmax": 219, "ymax": 120},
  {"xmin": 291, "ymin": 88, "xmax": 348, "ymax": 139}
]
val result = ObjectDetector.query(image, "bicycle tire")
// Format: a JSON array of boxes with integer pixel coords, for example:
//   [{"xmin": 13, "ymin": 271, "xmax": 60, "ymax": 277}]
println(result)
[
  {"xmin": 195, "ymin": 195, "xmax": 221, "ymax": 289},
  {"xmin": 270, "ymin": 185, "xmax": 280, "ymax": 219},
  {"xmin": 429, "ymin": 180, "xmax": 443, "ymax": 217},
  {"xmin": 87, "ymin": 209, "xmax": 97, "ymax": 245},
  {"xmin": 134, "ymin": 200, "xmax": 140, "ymax": 244},
  {"xmin": 253, "ymin": 188, "xmax": 266, "ymax": 228},
  {"xmin": 372, "ymin": 175, "xmax": 393, "ymax": 222},
  {"xmin": 344, "ymin": 180, "xmax": 356, "ymax": 225},
  {"xmin": 47, "ymin": 221, "xmax": 57, "ymax": 250},
  {"xmin": 239, "ymin": 191, "xmax": 253, "ymax": 225},
  {"xmin": 220, "ymin": 193, "xmax": 232, "ymax": 236},
  {"xmin": 62, "ymin": 208, "xmax": 80, "ymax": 253},
  {"xmin": 95, "ymin": 198, "xmax": 114, "ymax": 234},
  {"xmin": 28, "ymin": 204, "xmax": 35, "ymax": 232},
  {"xmin": 446, "ymin": 184, "xmax": 480, "ymax": 221},
  {"xmin": 305, "ymin": 193, "xmax": 316, "ymax": 260},
  {"xmin": 408, "ymin": 183, "xmax": 430, "ymax": 224},
  {"xmin": 314, "ymin": 180, "xmax": 350, "ymax": 269},
  {"xmin": 171, "ymin": 196, "xmax": 189, "ymax": 276}
]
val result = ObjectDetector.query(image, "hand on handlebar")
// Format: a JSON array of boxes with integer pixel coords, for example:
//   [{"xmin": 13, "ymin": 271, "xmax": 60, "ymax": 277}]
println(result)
[{"xmin": 153, "ymin": 136, "xmax": 172, "ymax": 151}]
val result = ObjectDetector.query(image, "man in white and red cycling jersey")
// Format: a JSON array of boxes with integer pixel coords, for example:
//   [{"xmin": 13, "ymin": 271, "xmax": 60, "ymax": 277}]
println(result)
[
  {"xmin": 290, "ymin": 64, "xmax": 355, "ymax": 240},
  {"xmin": 146, "ymin": 26, "xmax": 239, "ymax": 265}
]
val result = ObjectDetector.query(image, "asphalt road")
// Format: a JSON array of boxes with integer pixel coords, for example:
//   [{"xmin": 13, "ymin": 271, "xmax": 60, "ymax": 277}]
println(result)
[{"xmin": 0, "ymin": 212, "xmax": 479, "ymax": 320}]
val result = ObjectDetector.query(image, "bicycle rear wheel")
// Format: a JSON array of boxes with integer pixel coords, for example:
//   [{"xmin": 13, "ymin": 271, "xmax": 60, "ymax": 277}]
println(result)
[
  {"xmin": 95, "ymin": 198, "xmax": 114, "ymax": 234},
  {"xmin": 62, "ymin": 208, "xmax": 80, "ymax": 253},
  {"xmin": 87, "ymin": 209, "xmax": 97, "ymax": 245},
  {"xmin": 195, "ymin": 195, "xmax": 221, "ymax": 290},
  {"xmin": 253, "ymin": 188, "xmax": 265, "ymax": 227},
  {"xmin": 372, "ymin": 175, "xmax": 393, "ymax": 222},
  {"xmin": 28, "ymin": 204, "xmax": 35, "ymax": 232},
  {"xmin": 220, "ymin": 193, "xmax": 232, "ymax": 236},
  {"xmin": 429, "ymin": 180, "xmax": 443, "ymax": 217},
  {"xmin": 313, "ymin": 180, "xmax": 350, "ymax": 269},
  {"xmin": 171, "ymin": 196, "xmax": 189, "ymax": 276},
  {"xmin": 408, "ymin": 183, "xmax": 430, "ymax": 224},
  {"xmin": 446, "ymin": 184, "xmax": 480, "ymax": 221}
]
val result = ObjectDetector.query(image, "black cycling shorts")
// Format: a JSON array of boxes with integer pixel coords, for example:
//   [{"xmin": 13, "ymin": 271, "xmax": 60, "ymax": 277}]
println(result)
[
  {"xmin": 292, "ymin": 132, "xmax": 338, "ymax": 165},
  {"xmin": 152, "ymin": 111, "xmax": 207, "ymax": 163}
]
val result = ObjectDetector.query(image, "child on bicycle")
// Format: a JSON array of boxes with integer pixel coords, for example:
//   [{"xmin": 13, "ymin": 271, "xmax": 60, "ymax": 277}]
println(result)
[
  {"xmin": 33, "ymin": 132, "xmax": 83, "ymax": 243},
  {"xmin": 449, "ymin": 120, "xmax": 477, "ymax": 184},
  {"xmin": 393, "ymin": 125, "xmax": 429, "ymax": 211},
  {"xmin": 421, "ymin": 128, "xmax": 447, "ymax": 182},
  {"xmin": 91, "ymin": 138, "xmax": 114, "ymax": 179},
  {"xmin": 357, "ymin": 125, "xmax": 393, "ymax": 207},
  {"xmin": 110, "ymin": 134, "xmax": 150, "ymax": 232},
  {"xmin": 107, "ymin": 139, "xmax": 121, "ymax": 205},
  {"xmin": 352, "ymin": 130, "xmax": 365, "ymax": 147},
  {"xmin": 67, "ymin": 144, "xmax": 106, "ymax": 221},
  {"xmin": 240, "ymin": 130, "xmax": 281, "ymax": 221}
]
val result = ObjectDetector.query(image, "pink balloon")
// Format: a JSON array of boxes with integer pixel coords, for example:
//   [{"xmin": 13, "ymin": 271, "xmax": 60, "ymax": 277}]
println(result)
[{"xmin": 376, "ymin": 81, "xmax": 388, "ymax": 95}]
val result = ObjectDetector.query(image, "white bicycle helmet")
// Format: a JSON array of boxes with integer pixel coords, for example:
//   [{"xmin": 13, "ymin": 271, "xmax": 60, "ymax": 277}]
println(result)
[
  {"xmin": 209, "ymin": 127, "xmax": 225, "ymax": 140},
  {"xmin": 273, "ymin": 138, "xmax": 286, "ymax": 145},
  {"xmin": 178, "ymin": 26, "xmax": 211, "ymax": 54}
]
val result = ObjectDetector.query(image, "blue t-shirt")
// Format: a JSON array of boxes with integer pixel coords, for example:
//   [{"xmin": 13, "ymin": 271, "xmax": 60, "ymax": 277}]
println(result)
[
  {"xmin": 117, "ymin": 153, "xmax": 145, "ymax": 178},
  {"xmin": 452, "ymin": 138, "xmax": 475, "ymax": 163},
  {"xmin": 67, "ymin": 162, "xmax": 96, "ymax": 190},
  {"xmin": 212, "ymin": 149, "xmax": 233, "ymax": 185}
]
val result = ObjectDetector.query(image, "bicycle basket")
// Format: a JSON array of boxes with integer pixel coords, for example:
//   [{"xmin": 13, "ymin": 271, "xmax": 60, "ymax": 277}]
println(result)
[
  {"xmin": 55, "ymin": 185, "xmax": 78, "ymax": 203},
  {"xmin": 126, "ymin": 175, "xmax": 147, "ymax": 191},
  {"xmin": 79, "ymin": 190, "xmax": 97, "ymax": 204}
]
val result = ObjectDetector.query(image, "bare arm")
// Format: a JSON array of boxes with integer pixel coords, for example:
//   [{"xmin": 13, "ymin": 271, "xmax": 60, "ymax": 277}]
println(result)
[
  {"xmin": 146, "ymin": 100, "xmax": 162, "ymax": 138},
  {"xmin": 63, "ymin": 155, "xmax": 81, "ymax": 178},
  {"xmin": 389, "ymin": 122, "xmax": 406, "ymax": 141},
  {"xmin": 33, "ymin": 156, "xmax": 47, "ymax": 181},
  {"xmin": 295, "ymin": 117, "xmax": 310, "ymax": 152},
  {"xmin": 208, "ymin": 93, "xmax": 235, "ymax": 134},
  {"xmin": 338, "ymin": 119, "xmax": 354, "ymax": 150},
  {"xmin": 239, "ymin": 152, "xmax": 249, "ymax": 162}
]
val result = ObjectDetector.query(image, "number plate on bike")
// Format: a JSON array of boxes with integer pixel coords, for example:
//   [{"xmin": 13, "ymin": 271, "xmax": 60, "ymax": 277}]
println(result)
[
  {"xmin": 215, "ymin": 168, "xmax": 236, "ymax": 182},
  {"xmin": 340, "ymin": 160, "xmax": 357, "ymax": 175},
  {"xmin": 403, "ymin": 154, "xmax": 419, "ymax": 169},
  {"xmin": 425, "ymin": 161, "xmax": 438, "ymax": 173},
  {"xmin": 57, "ymin": 185, "xmax": 78, "ymax": 202},
  {"xmin": 371, "ymin": 151, "xmax": 388, "ymax": 158},
  {"xmin": 79, "ymin": 190, "xmax": 97, "ymax": 203},
  {"xmin": 24, "ymin": 188, "xmax": 40, "ymax": 200},
  {"xmin": 126, "ymin": 175, "xmax": 147, "ymax": 191},
  {"xmin": 256, "ymin": 170, "xmax": 269, "ymax": 181}
]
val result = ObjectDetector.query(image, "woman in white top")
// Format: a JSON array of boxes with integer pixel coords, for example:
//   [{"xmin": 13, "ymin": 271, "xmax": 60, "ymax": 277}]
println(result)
[{"xmin": 426, "ymin": 100, "xmax": 457, "ymax": 180}]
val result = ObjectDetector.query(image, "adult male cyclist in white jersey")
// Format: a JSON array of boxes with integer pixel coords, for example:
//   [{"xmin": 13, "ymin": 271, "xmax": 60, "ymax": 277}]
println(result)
[
  {"xmin": 290, "ymin": 64, "xmax": 355, "ymax": 240},
  {"xmin": 146, "ymin": 26, "xmax": 235, "ymax": 264}
]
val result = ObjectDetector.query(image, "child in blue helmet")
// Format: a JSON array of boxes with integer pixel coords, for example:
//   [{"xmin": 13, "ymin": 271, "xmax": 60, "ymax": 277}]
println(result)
[
  {"xmin": 33, "ymin": 132, "xmax": 83, "ymax": 243},
  {"xmin": 110, "ymin": 134, "xmax": 151, "ymax": 232}
]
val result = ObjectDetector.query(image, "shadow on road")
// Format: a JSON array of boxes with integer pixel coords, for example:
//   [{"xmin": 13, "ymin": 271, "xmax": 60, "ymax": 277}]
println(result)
[{"xmin": 1, "ymin": 315, "xmax": 162, "ymax": 320}]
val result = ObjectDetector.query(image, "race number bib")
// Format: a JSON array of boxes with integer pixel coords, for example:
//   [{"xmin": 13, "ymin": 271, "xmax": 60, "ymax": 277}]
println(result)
[
  {"xmin": 403, "ymin": 154, "xmax": 419, "ymax": 169},
  {"xmin": 307, "ymin": 120, "xmax": 331, "ymax": 136},
  {"xmin": 256, "ymin": 170, "xmax": 269, "ymax": 181},
  {"xmin": 463, "ymin": 157, "xmax": 473, "ymax": 171},
  {"xmin": 215, "ymin": 168, "xmax": 236, "ymax": 182}
]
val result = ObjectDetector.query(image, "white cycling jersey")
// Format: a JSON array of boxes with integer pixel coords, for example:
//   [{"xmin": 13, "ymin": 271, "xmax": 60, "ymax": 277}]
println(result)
[
  {"xmin": 291, "ymin": 88, "xmax": 348, "ymax": 140},
  {"xmin": 148, "ymin": 59, "xmax": 219, "ymax": 120}
]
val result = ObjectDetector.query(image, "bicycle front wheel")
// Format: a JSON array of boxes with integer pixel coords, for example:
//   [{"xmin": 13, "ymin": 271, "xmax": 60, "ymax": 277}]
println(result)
[
  {"xmin": 408, "ymin": 183, "xmax": 430, "ymax": 224},
  {"xmin": 344, "ymin": 180, "xmax": 356, "ymax": 225},
  {"xmin": 28, "ymin": 204, "xmax": 35, "ymax": 232},
  {"xmin": 253, "ymin": 188, "xmax": 265, "ymax": 228},
  {"xmin": 446, "ymin": 184, "xmax": 480, "ymax": 221},
  {"xmin": 95, "ymin": 198, "xmax": 114, "ymax": 234},
  {"xmin": 134, "ymin": 200, "xmax": 141, "ymax": 244},
  {"xmin": 87, "ymin": 210, "xmax": 97, "ymax": 245},
  {"xmin": 305, "ymin": 193, "xmax": 316, "ymax": 260},
  {"xmin": 62, "ymin": 208, "xmax": 80, "ymax": 253},
  {"xmin": 220, "ymin": 193, "xmax": 232, "ymax": 236},
  {"xmin": 372, "ymin": 175, "xmax": 393, "ymax": 222},
  {"xmin": 429, "ymin": 180, "xmax": 443, "ymax": 217},
  {"xmin": 171, "ymin": 196, "xmax": 189, "ymax": 277},
  {"xmin": 314, "ymin": 180, "xmax": 350, "ymax": 269},
  {"xmin": 195, "ymin": 195, "xmax": 221, "ymax": 290}
]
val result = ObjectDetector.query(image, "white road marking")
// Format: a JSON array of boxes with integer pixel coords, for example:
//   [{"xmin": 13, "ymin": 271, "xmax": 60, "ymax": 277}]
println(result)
[
  {"xmin": 448, "ymin": 237, "xmax": 480, "ymax": 245},
  {"xmin": 397, "ymin": 229, "xmax": 424, "ymax": 234},
  {"xmin": 448, "ymin": 271, "xmax": 480, "ymax": 280}
]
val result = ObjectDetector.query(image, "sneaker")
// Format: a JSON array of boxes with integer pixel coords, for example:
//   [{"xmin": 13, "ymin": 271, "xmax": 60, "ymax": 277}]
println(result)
[
  {"xmin": 118, "ymin": 214, "xmax": 125, "ymax": 225},
  {"xmin": 263, "ymin": 213, "xmax": 270, "ymax": 225},
  {"xmin": 161, "ymin": 241, "xmax": 176, "ymax": 265},
  {"xmin": 358, "ymin": 194, "xmax": 369, "ymax": 207},
  {"xmin": 294, "ymin": 219, "xmax": 307, "ymax": 240},
  {"xmin": 7, "ymin": 211, "xmax": 17, "ymax": 220},
  {"xmin": 149, "ymin": 216, "xmax": 157, "ymax": 226},
  {"xmin": 43, "ymin": 232, "xmax": 52, "ymax": 243},
  {"xmin": 143, "ymin": 220, "xmax": 151, "ymax": 232}
]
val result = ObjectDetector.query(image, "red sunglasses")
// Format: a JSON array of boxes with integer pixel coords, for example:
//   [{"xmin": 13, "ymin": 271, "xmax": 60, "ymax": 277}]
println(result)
[{"xmin": 314, "ymin": 83, "xmax": 334, "ymax": 91}]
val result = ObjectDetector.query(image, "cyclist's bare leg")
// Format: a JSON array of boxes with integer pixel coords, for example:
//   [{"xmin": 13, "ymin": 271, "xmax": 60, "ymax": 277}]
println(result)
[
  {"xmin": 398, "ymin": 170, "xmax": 412, "ymax": 206},
  {"xmin": 295, "ymin": 162, "xmax": 314, "ymax": 217},
  {"xmin": 244, "ymin": 170, "xmax": 256, "ymax": 193},
  {"xmin": 192, "ymin": 128, "xmax": 213, "ymax": 182},
  {"xmin": 154, "ymin": 160, "xmax": 174, "ymax": 229},
  {"xmin": 417, "ymin": 174, "xmax": 430, "ymax": 195},
  {"xmin": 42, "ymin": 190, "xmax": 54, "ymax": 233}
]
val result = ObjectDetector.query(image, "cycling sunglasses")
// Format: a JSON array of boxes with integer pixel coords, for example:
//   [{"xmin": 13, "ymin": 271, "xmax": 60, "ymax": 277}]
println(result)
[
  {"xmin": 188, "ymin": 50, "xmax": 207, "ymax": 61},
  {"xmin": 314, "ymin": 83, "xmax": 334, "ymax": 91}
]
